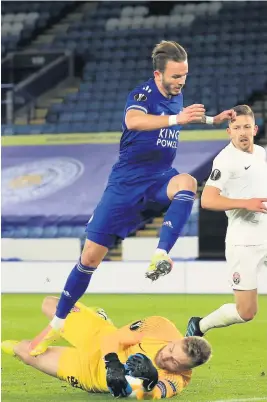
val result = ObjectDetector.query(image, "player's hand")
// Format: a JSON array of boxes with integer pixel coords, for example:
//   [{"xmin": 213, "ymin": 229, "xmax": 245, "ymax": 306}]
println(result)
[
  {"xmin": 104, "ymin": 353, "xmax": 132, "ymax": 398},
  {"xmin": 176, "ymin": 104, "xmax": 205, "ymax": 125},
  {"xmin": 243, "ymin": 198, "xmax": 267, "ymax": 213},
  {"xmin": 126, "ymin": 353, "xmax": 158, "ymax": 392},
  {"xmin": 213, "ymin": 109, "xmax": 237, "ymax": 125}
]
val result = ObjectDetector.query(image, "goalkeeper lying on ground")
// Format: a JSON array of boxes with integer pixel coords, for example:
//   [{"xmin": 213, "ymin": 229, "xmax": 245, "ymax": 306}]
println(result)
[{"xmin": 2, "ymin": 297, "xmax": 212, "ymax": 399}]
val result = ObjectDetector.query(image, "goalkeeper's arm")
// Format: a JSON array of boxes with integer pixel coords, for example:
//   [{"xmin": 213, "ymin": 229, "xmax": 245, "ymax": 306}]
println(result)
[
  {"xmin": 126, "ymin": 354, "xmax": 184, "ymax": 400},
  {"xmin": 130, "ymin": 378, "xmax": 180, "ymax": 400}
]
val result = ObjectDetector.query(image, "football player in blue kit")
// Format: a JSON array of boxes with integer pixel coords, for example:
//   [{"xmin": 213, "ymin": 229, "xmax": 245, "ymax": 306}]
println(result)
[{"xmin": 30, "ymin": 41, "xmax": 235, "ymax": 356}]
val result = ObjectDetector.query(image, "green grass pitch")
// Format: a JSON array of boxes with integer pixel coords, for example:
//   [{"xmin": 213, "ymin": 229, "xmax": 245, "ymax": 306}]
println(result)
[{"xmin": 2, "ymin": 294, "xmax": 267, "ymax": 402}]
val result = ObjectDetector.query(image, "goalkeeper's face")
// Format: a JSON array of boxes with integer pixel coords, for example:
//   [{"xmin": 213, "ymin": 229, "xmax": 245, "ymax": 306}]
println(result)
[
  {"xmin": 155, "ymin": 60, "xmax": 188, "ymax": 98},
  {"xmin": 155, "ymin": 340, "xmax": 191, "ymax": 373}
]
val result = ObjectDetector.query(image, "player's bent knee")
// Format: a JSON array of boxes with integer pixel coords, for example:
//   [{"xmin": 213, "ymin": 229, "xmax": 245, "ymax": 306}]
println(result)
[
  {"xmin": 81, "ymin": 248, "xmax": 103, "ymax": 267},
  {"xmin": 81, "ymin": 240, "xmax": 108, "ymax": 267},
  {"xmin": 178, "ymin": 173, "xmax": 197, "ymax": 193},
  {"xmin": 81, "ymin": 253, "xmax": 100, "ymax": 267},
  {"xmin": 237, "ymin": 306, "xmax": 257, "ymax": 321}
]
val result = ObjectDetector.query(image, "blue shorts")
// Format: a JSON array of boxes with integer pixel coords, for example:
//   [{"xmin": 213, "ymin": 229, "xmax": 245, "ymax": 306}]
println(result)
[{"xmin": 86, "ymin": 168, "xmax": 178, "ymax": 248}]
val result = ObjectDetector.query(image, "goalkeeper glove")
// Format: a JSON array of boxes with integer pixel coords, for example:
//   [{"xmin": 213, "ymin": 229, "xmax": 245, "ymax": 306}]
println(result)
[
  {"xmin": 104, "ymin": 353, "xmax": 132, "ymax": 398},
  {"xmin": 126, "ymin": 353, "xmax": 158, "ymax": 392}
]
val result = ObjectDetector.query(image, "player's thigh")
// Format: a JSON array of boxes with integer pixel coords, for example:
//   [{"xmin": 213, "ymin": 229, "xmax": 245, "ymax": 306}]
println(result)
[
  {"xmin": 32, "ymin": 346, "xmax": 66, "ymax": 377},
  {"xmin": 147, "ymin": 168, "xmax": 179, "ymax": 205},
  {"xmin": 14, "ymin": 341, "xmax": 64, "ymax": 378},
  {"xmin": 86, "ymin": 186, "xmax": 142, "ymax": 244},
  {"xmin": 62, "ymin": 302, "xmax": 116, "ymax": 349},
  {"xmin": 226, "ymin": 244, "xmax": 265, "ymax": 291}
]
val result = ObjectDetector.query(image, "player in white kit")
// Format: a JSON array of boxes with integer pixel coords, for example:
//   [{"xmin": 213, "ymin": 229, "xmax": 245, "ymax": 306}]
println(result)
[{"xmin": 186, "ymin": 105, "xmax": 267, "ymax": 337}]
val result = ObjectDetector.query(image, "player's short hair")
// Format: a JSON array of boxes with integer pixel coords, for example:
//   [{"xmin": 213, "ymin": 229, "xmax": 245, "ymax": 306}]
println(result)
[
  {"xmin": 232, "ymin": 105, "xmax": 255, "ymax": 121},
  {"xmin": 183, "ymin": 337, "xmax": 212, "ymax": 368},
  {"xmin": 152, "ymin": 40, "xmax": 187, "ymax": 72}
]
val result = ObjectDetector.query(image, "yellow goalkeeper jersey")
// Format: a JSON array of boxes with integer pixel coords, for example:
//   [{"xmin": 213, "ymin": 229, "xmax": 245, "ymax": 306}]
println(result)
[{"xmin": 57, "ymin": 302, "xmax": 192, "ymax": 399}]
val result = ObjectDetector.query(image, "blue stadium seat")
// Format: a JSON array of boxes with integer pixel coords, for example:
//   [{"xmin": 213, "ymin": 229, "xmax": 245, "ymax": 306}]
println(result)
[
  {"xmin": 72, "ymin": 112, "xmax": 87, "ymax": 122},
  {"xmin": 27, "ymin": 226, "xmax": 44, "ymax": 238},
  {"xmin": 42, "ymin": 226, "xmax": 58, "ymax": 238},
  {"xmin": 5, "ymin": 0, "xmax": 263, "ymax": 136},
  {"xmin": 57, "ymin": 225, "xmax": 73, "ymax": 237}
]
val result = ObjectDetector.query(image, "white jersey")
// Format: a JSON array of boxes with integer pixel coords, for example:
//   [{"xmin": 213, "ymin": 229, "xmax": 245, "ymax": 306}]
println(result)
[{"xmin": 205, "ymin": 142, "xmax": 267, "ymax": 245}]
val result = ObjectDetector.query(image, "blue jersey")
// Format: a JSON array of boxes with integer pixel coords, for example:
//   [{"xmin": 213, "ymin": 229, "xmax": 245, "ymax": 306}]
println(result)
[{"xmin": 109, "ymin": 78, "xmax": 183, "ymax": 183}]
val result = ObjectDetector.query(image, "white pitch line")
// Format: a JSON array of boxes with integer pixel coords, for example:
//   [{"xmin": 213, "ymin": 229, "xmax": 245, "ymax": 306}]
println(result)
[{"xmin": 211, "ymin": 398, "xmax": 267, "ymax": 402}]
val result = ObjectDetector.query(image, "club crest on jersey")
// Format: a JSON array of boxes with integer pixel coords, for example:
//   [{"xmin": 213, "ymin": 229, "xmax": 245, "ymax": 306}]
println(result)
[
  {"xmin": 233, "ymin": 272, "xmax": 241, "ymax": 285},
  {"xmin": 134, "ymin": 93, "xmax": 147, "ymax": 102},
  {"xmin": 130, "ymin": 320, "xmax": 143, "ymax": 331},
  {"xmin": 210, "ymin": 169, "xmax": 221, "ymax": 181}
]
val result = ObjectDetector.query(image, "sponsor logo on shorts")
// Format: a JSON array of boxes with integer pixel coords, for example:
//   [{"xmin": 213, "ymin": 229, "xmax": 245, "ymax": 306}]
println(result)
[
  {"xmin": 2, "ymin": 157, "xmax": 84, "ymax": 206},
  {"xmin": 67, "ymin": 376, "xmax": 82, "ymax": 389},
  {"xmin": 233, "ymin": 271, "xmax": 241, "ymax": 285}
]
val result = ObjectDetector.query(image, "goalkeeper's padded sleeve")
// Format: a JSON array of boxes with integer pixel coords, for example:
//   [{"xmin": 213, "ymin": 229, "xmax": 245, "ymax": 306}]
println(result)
[{"xmin": 131, "ymin": 377, "xmax": 184, "ymax": 400}]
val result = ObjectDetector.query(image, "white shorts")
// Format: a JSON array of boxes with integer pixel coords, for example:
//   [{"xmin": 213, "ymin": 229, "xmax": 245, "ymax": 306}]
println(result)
[{"xmin": 225, "ymin": 243, "xmax": 267, "ymax": 291}]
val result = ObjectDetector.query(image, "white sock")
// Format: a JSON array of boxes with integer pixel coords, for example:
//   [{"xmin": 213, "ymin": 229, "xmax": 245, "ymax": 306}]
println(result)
[
  {"xmin": 155, "ymin": 248, "xmax": 167, "ymax": 255},
  {"xmin": 50, "ymin": 316, "xmax": 65, "ymax": 330},
  {"xmin": 200, "ymin": 303, "xmax": 245, "ymax": 334}
]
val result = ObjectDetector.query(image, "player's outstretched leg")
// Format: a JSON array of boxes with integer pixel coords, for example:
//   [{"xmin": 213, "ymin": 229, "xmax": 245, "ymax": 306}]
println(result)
[
  {"xmin": 186, "ymin": 283, "xmax": 258, "ymax": 336},
  {"xmin": 29, "ymin": 240, "xmax": 108, "ymax": 356},
  {"xmin": 186, "ymin": 303, "xmax": 246, "ymax": 336},
  {"xmin": 186, "ymin": 301, "xmax": 252, "ymax": 337},
  {"xmin": 146, "ymin": 174, "xmax": 196, "ymax": 281}
]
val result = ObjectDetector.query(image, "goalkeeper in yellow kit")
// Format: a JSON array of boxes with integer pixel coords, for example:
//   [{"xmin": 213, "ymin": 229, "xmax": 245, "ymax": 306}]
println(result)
[{"xmin": 2, "ymin": 297, "xmax": 211, "ymax": 399}]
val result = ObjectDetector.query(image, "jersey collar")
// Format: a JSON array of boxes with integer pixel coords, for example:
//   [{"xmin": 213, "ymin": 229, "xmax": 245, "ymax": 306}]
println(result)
[{"xmin": 229, "ymin": 141, "xmax": 255, "ymax": 155}]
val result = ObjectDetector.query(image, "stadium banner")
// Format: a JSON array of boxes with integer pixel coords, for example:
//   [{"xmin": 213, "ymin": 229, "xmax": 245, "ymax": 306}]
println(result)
[
  {"xmin": 1, "ymin": 130, "xmax": 228, "ymax": 146},
  {"xmin": 123, "ymin": 237, "xmax": 198, "ymax": 260},
  {"xmin": 2, "ymin": 261, "xmax": 267, "ymax": 294},
  {"xmin": 1, "ymin": 237, "xmax": 197, "ymax": 261},
  {"xmin": 2, "ymin": 141, "xmax": 227, "ymax": 217},
  {"xmin": 1, "ymin": 238, "xmax": 80, "ymax": 261}
]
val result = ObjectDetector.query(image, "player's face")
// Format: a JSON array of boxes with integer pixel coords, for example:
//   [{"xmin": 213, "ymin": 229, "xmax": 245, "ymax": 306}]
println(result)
[
  {"xmin": 155, "ymin": 340, "xmax": 191, "ymax": 373},
  {"xmin": 154, "ymin": 60, "xmax": 188, "ymax": 97},
  {"xmin": 227, "ymin": 115, "xmax": 258, "ymax": 153}
]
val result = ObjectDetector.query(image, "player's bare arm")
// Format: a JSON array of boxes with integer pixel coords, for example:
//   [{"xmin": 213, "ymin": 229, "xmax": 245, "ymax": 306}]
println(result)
[
  {"xmin": 125, "ymin": 104, "xmax": 206, "ymax": 131},
  {"xmin": 126, "ymin": 107, "xmax": 236, "ymax": 132},
  {"xmin": 202, "ymin": 185, "xmax": 267, "ymax": 213},
  {"xmin": 212, "ymin": 109, "xmax": 237, "ymax": 125}
]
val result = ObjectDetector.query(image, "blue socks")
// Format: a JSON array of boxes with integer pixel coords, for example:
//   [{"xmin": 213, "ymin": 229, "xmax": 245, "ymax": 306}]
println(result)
[
  {"xmin": 56, "ymin": 260, "xmax": 96, "ymax": 319},
  {"xmin": 158, "ymin": 190, "xmax": 195, "ymax": 253}
]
